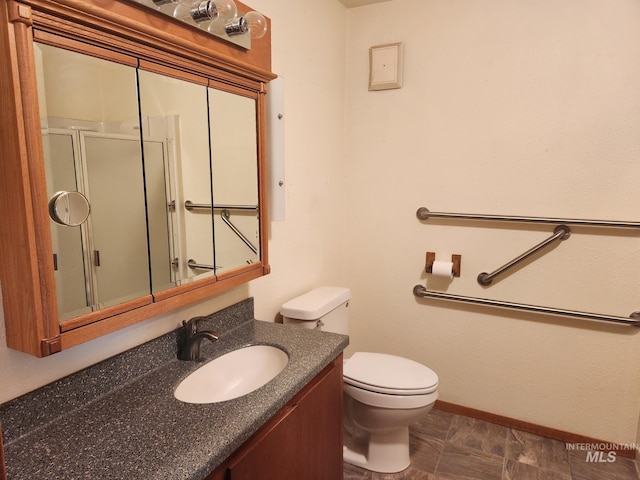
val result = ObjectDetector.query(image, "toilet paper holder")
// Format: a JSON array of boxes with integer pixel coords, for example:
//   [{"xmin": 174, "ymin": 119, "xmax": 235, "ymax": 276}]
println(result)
[{"xmin": 426, "ymin": 252, "xmax": 461, "ymax": 277}]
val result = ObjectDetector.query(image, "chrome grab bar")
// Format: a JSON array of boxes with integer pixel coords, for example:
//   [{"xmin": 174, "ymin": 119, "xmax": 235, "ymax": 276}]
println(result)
[
  {"xmin": 185, "ymin": 201, "xmax": 258, "ymax": 212},
  {"xmin": 416, "ymin": 207, "xmax": 640, "ymax": 229},
  {"xmin": 221, "ymin": 209, "xmax": 258, "ymax": 254},
  {"xmin": 183, "ymin": 201, "xmax": 258, "ymax": 254},
  {"xmin": 187, "ymin": 259, "xmax": 215, "ymax": 270},
  {"xmin": 413, "ymin": 285, "xmax": 640, "ymax": 327},
  {"xmin": 477, "ymin": 225, "xmax": 570, "ymax": 286}
]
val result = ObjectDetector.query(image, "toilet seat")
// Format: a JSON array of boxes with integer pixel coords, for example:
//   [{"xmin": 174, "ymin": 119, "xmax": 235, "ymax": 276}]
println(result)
[
  {"xmin": 344, "ymin": 376, "xmax": 437, "ymax": 395},
  {"xmin": 343, "ymin": 352, "xmax": 439, "ymax": 395},
  {"xmin": 344, "ymin": 383, "xmax": 438, "ymax": 409}
]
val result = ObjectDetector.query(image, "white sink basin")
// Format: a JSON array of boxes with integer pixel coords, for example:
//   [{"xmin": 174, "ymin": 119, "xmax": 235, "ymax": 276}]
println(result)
[{"xmin": 174, "ymin": 345, "xmax": 289, "ymax": 404}]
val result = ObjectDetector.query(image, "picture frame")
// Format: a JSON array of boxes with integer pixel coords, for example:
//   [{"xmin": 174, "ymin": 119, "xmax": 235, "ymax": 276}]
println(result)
[{"xmin": 368, "ymin": 42, "xmax": 404, "ymax": 91}]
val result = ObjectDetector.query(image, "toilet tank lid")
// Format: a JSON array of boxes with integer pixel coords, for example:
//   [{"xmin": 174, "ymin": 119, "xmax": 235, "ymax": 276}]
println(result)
[{"xmin": 280, "ymin": 286, "xmax": 351, "ymax": 321}]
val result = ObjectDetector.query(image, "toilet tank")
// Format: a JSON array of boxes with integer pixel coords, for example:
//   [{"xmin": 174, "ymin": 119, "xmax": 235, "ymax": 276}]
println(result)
[{"xmin": 281, "ymin": 286, "xmax": 351, "ymax": 335}]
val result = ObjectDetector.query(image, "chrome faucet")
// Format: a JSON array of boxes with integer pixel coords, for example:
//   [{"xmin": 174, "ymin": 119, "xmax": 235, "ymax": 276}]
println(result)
[{"xmin": 178, "ymin": 316, "xmax": 219, "ymax": 361}]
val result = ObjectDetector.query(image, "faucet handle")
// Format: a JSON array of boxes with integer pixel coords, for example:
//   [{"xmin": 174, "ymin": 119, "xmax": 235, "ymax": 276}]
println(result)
[
  {"xmin": 178, "ymin": 317, "xmax": 219, "ymax": 361},
  {"xmin": 182, "ymin": 316, "xmax": 208, "ymax": 335}
]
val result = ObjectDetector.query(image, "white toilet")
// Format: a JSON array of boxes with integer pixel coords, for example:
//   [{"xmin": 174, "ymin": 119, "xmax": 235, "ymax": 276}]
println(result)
[{"xmin": 281, "ymin": 286, "xmax": 439, "ymax": 474}]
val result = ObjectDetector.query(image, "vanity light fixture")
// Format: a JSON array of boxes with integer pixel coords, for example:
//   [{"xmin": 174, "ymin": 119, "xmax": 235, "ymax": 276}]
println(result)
[{"xmin": 132, "ymin": 0, "xmax": 268, "ymax": 45}]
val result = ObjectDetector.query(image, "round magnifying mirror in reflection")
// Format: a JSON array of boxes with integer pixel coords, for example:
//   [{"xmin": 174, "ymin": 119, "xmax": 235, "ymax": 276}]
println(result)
[{"xmin": 48, "ymin": 191, "xmax": 90, "ymax": 226}]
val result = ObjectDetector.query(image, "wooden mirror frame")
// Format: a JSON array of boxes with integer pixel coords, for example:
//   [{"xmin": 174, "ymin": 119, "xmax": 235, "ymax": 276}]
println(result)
[{"xmin": 0, "ymin": 0, "xmax": 275, "ymax": 357}]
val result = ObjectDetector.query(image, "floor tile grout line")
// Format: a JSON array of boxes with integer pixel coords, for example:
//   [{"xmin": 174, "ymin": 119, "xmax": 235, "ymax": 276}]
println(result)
[{"xmin": 501, "ymin": 427, "xmax": 510, "ymax": 480}]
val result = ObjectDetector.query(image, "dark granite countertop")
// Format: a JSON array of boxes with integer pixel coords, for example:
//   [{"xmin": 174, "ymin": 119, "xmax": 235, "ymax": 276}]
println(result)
[{"xmin": 0, "ymin": 299, "xmax": 349, "ymax": 480}]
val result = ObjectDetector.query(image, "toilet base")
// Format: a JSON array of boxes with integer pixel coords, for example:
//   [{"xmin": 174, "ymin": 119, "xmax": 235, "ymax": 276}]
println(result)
[{"xmin": 343, "ymin": 426, "xmax": 410, "ymax": 473}]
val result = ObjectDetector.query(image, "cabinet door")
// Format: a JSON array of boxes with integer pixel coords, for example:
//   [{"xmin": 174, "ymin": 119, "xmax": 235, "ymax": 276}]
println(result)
[
  {"xmin": 226, "ymin": 358, "xmax": 343, "ymax": 480},
  {"xmin": 0, "ymin": 422, "xmax": 6, "ymax": 480}
]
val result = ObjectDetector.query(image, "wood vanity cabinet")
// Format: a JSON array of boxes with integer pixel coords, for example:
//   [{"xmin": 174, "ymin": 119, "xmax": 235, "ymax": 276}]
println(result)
[
  {"xmin": 0, "ymin": 422, "xmax": 5, "ymax": 480},
  {"xmin": 208, "ymin": 355, "xmax": 344, "ymax": 480},
  {"xmin": 0, "ymin": 0, "xmax": 275, "ymax": 357}
]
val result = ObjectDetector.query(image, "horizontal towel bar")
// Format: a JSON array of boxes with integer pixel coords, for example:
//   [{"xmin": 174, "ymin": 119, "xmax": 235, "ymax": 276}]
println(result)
[
  {"xmin": 185, "ymin": 201, "xmax": 258, "ymax": 212},
  {"xmin": 413, "ymin": 285, "xmax": 640, "ymax": 327},
  {"xmin": 416, "ymin": 207, "xmax": 640, "ymax": 229},
  {"xmin": 477, "ymin": 225, "xmax": 570, "ymax": 285}
]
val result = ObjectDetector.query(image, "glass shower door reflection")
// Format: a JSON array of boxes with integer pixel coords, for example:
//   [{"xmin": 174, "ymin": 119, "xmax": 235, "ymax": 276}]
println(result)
[{"xmin": 81, "ymin": 133, "xmax": 150, "ymax": 308}]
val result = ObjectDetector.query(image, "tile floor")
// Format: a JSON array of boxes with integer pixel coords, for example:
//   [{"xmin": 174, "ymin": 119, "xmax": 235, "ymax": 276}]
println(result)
[{"xmin": 343, "ymin": 407, "xmax": 640, "ymax": 480}]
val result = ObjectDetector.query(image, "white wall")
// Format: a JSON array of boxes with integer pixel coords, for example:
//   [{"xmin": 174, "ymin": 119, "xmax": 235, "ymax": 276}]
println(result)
[{"xmin": 343, "ymin": 0, "xmax": 640, "ymax": 444}]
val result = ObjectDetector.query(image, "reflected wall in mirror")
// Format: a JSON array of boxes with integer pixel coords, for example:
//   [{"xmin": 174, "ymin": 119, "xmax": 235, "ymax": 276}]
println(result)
[{"xmin": 209, "ymin": 87, "xmax": 260, "ymax": 273}]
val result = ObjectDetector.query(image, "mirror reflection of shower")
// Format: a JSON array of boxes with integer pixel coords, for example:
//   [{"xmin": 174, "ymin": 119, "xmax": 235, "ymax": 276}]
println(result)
[{"xmin": 42, "ymin": 119, "xmax": 171, "ymax": 320}]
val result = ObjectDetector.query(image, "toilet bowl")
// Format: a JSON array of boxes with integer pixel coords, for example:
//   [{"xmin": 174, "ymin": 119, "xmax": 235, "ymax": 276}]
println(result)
[
  {"xmin": 342, "ymin": 351, "xmax": 438, "ymax": 472},
  {"xmin": 281, "ymin": 287, "xmax": 439, "ymax": 473}
]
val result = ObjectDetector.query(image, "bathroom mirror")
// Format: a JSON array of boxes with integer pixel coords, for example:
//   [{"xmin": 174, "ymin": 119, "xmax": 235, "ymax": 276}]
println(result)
[
  {"xmin": 37, "ymin": 43, "xmax": 152, "ymax": 321},
  {"xmin": 0, "ymin": 0, "xmax": 274, "ymax": 356},
  {"xmin": 36, "ymin": 40, "xmax": 264, "ymax": 320}
]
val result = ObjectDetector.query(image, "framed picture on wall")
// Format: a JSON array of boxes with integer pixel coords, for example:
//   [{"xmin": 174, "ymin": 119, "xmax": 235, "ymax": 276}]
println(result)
[{"xmin": 369, "ymin": 42, "xmax": 404, "ymax": 91}]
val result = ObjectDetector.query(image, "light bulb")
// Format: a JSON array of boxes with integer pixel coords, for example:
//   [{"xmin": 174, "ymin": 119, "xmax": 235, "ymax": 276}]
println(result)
[
  {"xmin": 225, "ymin": 11, "xmax": 267, "ymax": 39},
  {"xmin": 171, "ymin": 0, "xmax": 199, "ymax": 25},
  {"xmin": 211, "ymin": 0, "xmax": 237, "ymax": 22},
  {"xmin": 205, "ymin": 0, "xmax": 237, "ymax": 33},
  {"xmin": 174, "ymin": 0, "xmax": 218, "ymax": 26},
  {"xmin": 243, "ymin": 11, "xmax": 267, "ymax": 39}
]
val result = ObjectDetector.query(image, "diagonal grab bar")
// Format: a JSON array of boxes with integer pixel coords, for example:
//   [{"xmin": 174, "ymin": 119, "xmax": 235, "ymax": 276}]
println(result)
[
  {"xmin": 221, "ymin": 209, "xmax": 258, "ymax": 254},
  {"xmin": 477, "ymin": 225, "xmax": 570, "ymax": 286},
  {"xmin": 183, "ymin": 201, "xmax": 258, "ymax": 255}
]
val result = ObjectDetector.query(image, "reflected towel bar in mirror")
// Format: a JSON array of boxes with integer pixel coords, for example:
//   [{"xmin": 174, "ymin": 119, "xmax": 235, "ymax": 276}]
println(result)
[
  {"xmin": 184, "ymin": 200, "xmax": 258, "ymax": 211},
  {"xmin": 413, "ymin": 285, "xmax": 640, "ymax": 327},
  {"xmin": 187, "ymin": 259, "xmax": 216, "ymax": 270},
  {"xmin": 416, "ymin": 207, "xmax": 640, "ymax": 229}
]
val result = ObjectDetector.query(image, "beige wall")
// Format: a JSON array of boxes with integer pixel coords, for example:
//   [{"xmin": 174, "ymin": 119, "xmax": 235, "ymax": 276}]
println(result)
[
  {"xmin": 1, "ymin": 0, "xmax": 639, "ymax": 449},
  {"xmin": 247, "ymin": 0, "xmax": 349, "ymax": 320},
  {"xmin": 343, "ymin": 0, "xmax": 640, "ymax": 444}
]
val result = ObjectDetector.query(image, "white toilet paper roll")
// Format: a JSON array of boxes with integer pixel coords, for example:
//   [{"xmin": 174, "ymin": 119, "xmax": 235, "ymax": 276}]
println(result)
[{"xmin": 431, "ymin": 260, "xmax": 454, "ymax": 279}]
